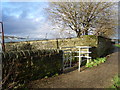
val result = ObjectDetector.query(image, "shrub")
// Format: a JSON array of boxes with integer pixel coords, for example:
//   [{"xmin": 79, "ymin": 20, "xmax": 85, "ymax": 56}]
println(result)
[{"xmin": 86, "ymin": 57, "xmax": 106, "ymax": 68}]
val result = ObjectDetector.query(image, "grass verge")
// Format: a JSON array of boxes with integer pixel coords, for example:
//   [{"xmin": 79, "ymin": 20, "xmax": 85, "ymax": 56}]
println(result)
[
  {"xmin": 110, "ymin": 75, "xmax": 120, "ymax": 89},
  {"xmin": 115, "ymin": 44, "xmax": 120, "ymax": 48}
]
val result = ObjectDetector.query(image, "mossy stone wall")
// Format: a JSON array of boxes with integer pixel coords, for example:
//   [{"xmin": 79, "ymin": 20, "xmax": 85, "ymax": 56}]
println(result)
[
  {"xmin": 97, "ymin": 36, "xmax": 113, "ymax": 57},
  {"xmin": 2, "ymin": 49, "xmax": 63, "ymax": 89},
  {"xmin": 5, "ymin": 35, "xmax": 113, "ymax": 57},
  {"xmin": 5, "ymin": 35, "xmax": 98, "ymax": 51}
]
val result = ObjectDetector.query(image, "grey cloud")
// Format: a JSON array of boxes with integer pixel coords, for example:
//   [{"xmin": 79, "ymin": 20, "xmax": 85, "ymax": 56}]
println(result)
[
  {"xmin": 2, "ymin": 2, "xmax": 48, "ymax": 38},
  {"xmin": 2, "ymin": 2, "xmax": 73, "ymax": 39}
]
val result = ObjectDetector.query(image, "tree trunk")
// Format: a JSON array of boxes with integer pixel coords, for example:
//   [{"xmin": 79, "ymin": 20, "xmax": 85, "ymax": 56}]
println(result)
[
  {"xmin": 76, "ymin": 32, "xmax": 81, "ymax": 37},
  {"xmin": 85, "ymin": 30, "xmax": 88, "ymax": 35}
]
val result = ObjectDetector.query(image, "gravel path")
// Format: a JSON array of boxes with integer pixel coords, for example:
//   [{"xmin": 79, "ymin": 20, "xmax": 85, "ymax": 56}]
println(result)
[{"xmin": 27, "ymin": 47, "xmax": 119, "ymax": 88}]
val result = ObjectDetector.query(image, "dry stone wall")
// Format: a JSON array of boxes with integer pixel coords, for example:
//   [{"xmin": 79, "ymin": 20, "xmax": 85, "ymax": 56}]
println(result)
[
  {"xmin": 2, "ymin": 49, "xmax": 63, "ymax": 89},
  {"xmin": 5, "ymin": 35, "xmax": 98, "ymax": 51},
  {"xmin": 5, "ymin": 35, "xmax": 113, "ymax": 57}
]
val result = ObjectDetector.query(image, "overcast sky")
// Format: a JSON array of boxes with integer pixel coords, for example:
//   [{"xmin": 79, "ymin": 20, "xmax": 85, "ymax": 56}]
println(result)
[{"xmin": 1, "ymin": 2, "xmax": 73, "ymax": 39}]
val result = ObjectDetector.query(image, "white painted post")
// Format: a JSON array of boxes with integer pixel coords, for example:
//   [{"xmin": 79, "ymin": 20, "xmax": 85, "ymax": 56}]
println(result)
[
  {"xmin": 70, "ymin": 51, "xmax": 72, "ymax": 67},
  {"xmin": 87, "ymin": 48, "xmax": 89, "ymax": 64},
  {"xmin": 87, "ymin": 47, "xmax": 91, "ymax": 64},
  {"xmin": 78, "ymin": 47, "xmax": 81, "ymax": 72}
]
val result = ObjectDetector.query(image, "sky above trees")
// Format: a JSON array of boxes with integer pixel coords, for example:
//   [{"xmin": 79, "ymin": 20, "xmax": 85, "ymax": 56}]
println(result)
[{"xmin": 1, "ymin": 2, "xmax": 69, "ymax": 39}]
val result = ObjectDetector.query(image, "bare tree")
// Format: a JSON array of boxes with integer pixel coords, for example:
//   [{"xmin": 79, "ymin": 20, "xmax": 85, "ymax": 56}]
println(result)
[{"xmin": 46, "ymin": 2, "xmax": 117, "ymax": 38}]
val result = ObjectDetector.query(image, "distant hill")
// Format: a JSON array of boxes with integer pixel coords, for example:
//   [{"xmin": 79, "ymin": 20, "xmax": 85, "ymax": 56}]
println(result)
[
  {"xmin": 3, "ymin": 36, "xmax": 26, "ymax": 39},
  {"xmin": 0, "ymin": 36, "xmax": 46, "ymax": 43}
]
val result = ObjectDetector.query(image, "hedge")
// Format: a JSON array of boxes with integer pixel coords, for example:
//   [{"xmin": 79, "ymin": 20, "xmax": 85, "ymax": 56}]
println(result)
[{"xmin": 2, "ymin": 49, "xmax": 63, "ymax": 89}]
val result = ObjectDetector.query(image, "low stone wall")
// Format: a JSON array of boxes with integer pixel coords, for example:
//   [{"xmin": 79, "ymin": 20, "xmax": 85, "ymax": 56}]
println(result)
[
  {"xmin": 97, "ymin": 36, "xmax": 113, "ymax": 57},
  {"xmin": 5, "ymin": 35, "xmax": 98, "ymax": 51},
  {"xmin": 5, "ymin": 35, "xmax": 113, "ymax": 57},
  {"xmin": 2, "ymin": 49, "xmax": 63, "ymax": 89}
]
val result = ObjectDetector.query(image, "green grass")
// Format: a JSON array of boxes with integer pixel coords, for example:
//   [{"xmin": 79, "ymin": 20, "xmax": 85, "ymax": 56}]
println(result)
[
  {"xmin": 115, "ymin": 44, "xmax": 120, "ymax": 48},
  {"xmin": 86, "ymin": 57, "xmax": 106, "ymax": 68},
  {"xmin": 110, "ymin": 75, "xmax": 120, "ymax": 89}
]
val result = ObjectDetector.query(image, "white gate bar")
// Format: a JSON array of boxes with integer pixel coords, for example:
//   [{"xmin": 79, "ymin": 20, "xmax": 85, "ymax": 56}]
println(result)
[
  {"xmin": 70, "ymin": 51, "xmax": 72, "ymax": 67},
  {"xmin": 76, "ymin": 46, "xmax": 91, "ymax": 48},
  {"xmin": 74, "ymin": 51, "xmax": 91, "ymax": 53}
]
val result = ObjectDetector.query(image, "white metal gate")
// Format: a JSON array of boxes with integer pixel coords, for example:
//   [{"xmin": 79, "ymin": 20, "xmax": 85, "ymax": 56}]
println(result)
[
  {"xmin": 60, "ymin": 46, "xmax": 91, "ymax": 71},
  {"xmin": 61, "ymin": 47, "xmax": 73, "ymax": 70}
]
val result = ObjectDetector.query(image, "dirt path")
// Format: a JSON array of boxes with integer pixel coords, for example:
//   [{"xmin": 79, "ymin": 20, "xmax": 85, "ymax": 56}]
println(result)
[{"xmin": 27, "ymin": 47, "xmax": 119, "ymax": 88}]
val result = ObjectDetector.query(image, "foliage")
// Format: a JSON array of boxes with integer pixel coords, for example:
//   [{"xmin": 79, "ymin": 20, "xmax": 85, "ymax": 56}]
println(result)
[
  {"xmin": 86, "ymin": 57, "xmax": 106, "ymax": 68},
  {"xmin": 47, "ymin": 2, "xmax": 117, "ymax": 38},
  {"xmin": 110, "ymin": 75, "xmax": 120, "ymax": 89},
  {"xmin": 115, "ymin": 44, "xmax": 120, "ymax": 48},
  {"xmin": 2, "ymin": 49, "xmax": 63, "ymax": 89}
]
